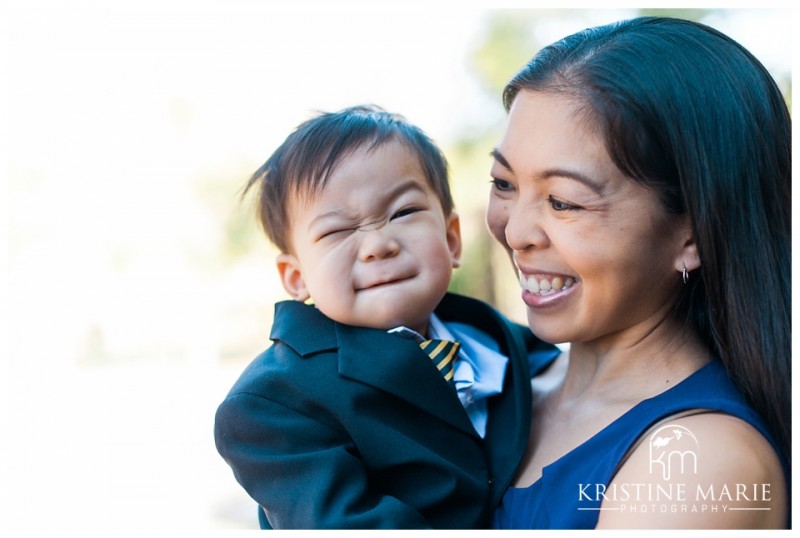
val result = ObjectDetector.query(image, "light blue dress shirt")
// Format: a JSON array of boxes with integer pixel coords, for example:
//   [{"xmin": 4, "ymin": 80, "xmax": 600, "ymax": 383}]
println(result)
[{"xmin": 388, "ymin": 313, "xmax": 509, "ymax": 438}]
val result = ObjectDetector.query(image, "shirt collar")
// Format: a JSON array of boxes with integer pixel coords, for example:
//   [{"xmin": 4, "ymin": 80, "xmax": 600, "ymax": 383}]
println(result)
[{"xmin": 389, "ymin": 314, "xmax": 508, "ymax": 438}]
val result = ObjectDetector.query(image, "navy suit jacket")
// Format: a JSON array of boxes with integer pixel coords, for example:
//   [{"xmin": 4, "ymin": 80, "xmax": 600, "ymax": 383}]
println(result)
[{"xmin": 214, "ymin": 292, "xmax": 557, "ymax": 529}]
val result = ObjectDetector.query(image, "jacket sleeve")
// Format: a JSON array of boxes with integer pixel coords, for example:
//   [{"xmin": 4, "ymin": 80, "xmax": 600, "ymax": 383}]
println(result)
[{"xmin": 214, "ymin": 391, "xmax": 432, "ymax": 529}]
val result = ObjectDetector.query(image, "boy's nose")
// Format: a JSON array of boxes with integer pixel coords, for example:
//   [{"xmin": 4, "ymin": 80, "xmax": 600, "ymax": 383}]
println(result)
[{"xmin": 358, "ymin": 228, "xmax": 400, "ymax": 262}]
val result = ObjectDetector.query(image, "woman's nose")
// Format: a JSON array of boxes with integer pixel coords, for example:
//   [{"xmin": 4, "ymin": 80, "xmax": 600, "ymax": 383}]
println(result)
[
  {"xmin": 505, "ymin": 199, "xmax": 548, "ymax": 252},
  {"xmin": 358, "ymin": 228, "xmax": 400, "ymax": 262}
]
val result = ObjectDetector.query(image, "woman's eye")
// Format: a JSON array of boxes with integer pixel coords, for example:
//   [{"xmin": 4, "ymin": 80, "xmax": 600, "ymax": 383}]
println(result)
[
  {"xmin": 548, "ymin": 196, "xmax": 581, "ymax": 211},
  {"xmin": 392, "ymin": 207, "xmax": 420, "ymax": 220},
  {"xmin": 490, "ymin": 178, "xmax": 515, "ymax": 192}
]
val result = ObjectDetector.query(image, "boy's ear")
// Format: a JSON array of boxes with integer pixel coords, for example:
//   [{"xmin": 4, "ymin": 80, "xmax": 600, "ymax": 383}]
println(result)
[
  {"xmin": 276, "ymin": 253, "xmax": 311, "ymax": 302},
  {"xmin": 446, "ymin": 212, "xmax": 462, "ymax": 269}
]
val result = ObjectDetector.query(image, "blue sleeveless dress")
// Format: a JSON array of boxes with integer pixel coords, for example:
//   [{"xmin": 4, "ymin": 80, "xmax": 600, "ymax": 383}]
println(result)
[{"xmin": 492, "ymin": 360, "xmax": 785, "ymax": 529}]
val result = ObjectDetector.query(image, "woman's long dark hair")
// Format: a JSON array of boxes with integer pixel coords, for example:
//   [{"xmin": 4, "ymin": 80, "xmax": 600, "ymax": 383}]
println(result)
[{"xmin": 504, "ymin": 17, "xmax": 791, "ymax": 466}]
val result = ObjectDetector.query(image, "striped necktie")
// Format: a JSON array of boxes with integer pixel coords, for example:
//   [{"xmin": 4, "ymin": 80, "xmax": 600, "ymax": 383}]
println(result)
[{"xmin": 420, "ymin": 339, "xmax": 460, "ymax": 387}]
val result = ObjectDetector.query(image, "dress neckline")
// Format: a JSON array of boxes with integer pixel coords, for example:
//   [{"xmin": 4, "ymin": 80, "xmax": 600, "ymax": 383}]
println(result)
[{"xmin": 513, "ymin": 360, "xmax": 717, "ymax": 490}]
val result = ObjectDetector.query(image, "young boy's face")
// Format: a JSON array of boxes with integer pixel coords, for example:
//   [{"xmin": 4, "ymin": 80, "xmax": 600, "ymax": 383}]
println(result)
[{"xmin": 277, "ymin": 139, "xmax": 461, "ymax": 336}]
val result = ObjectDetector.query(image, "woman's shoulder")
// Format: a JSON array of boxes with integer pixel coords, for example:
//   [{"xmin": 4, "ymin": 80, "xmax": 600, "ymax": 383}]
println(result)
[{"xmin": 597, "ymin": 411, "xmax": 788, "ymax": 529}]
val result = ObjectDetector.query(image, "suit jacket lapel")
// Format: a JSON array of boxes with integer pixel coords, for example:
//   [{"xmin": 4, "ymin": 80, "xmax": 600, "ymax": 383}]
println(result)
[
  {"xmin": 483, "ymin": 326, "xmax": 531, "ymax": 505},
  {"xmin": 336, "ymin": 323, "xmax": 478, "ymax": 437},
  {"xmin": 436, "ymin": 293, "xmax": 535, "ymax": 506},
  {"xmin": 271, "ymin": 298, "xmax": 488, "ymax": 438},
  {"xmin": 270, "ymin": 301, "xmax": 339, "ymax": 355}
]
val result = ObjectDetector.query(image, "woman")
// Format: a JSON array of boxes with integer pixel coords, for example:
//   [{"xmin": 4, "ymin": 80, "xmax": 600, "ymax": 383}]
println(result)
[{"xmin": 487, "ymin": 17, "xmax": 790, "ymax": 529}]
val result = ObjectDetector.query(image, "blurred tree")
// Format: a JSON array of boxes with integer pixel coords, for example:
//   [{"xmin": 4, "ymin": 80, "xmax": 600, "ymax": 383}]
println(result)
[{"xmin": 194, "ymin": 162, "xmax": 264, "ymax": 269}]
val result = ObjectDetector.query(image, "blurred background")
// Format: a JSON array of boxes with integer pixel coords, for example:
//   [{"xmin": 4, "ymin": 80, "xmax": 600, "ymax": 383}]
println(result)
[{"xmin": 1, "ymin": 2, "xmax": 792, "ymax": 533}]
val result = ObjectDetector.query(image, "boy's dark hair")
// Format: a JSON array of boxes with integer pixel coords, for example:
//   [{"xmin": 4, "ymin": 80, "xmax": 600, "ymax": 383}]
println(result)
[{"xmin": 244, "ymin": 104, "xmax": 453, "ymax": 253}]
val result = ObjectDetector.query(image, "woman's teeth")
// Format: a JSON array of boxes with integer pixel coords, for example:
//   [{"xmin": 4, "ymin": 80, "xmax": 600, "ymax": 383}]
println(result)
[{"xmin": 519, "ymin": 273, "xmax": 577, "ymax": 295}]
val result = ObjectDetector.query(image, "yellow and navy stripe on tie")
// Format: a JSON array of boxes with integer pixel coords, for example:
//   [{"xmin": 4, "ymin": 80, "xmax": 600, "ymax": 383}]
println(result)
[{"xmin": 420, "ymin": 339, "xmax": 460, "ymax": 386}]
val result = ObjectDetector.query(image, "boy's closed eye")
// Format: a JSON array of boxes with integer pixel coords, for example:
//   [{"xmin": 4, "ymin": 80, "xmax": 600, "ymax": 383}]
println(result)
[
  {"xmin": 318, "ymin": 228, "xmax": 353, "ymax": 240},
  {"xmin": 313, "ymin": 219, "xmax": 357, "ymax": 241}
]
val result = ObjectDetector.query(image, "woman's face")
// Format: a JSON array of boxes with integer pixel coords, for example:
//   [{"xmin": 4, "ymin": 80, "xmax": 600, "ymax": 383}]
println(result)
[{"xmin": 487, "ymin": 90, "xmax": 690, "ymax": 346}]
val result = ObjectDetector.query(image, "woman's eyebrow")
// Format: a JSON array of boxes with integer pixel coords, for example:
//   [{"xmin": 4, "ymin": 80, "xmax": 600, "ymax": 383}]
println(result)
[
  {"xmin": 491, "ymin": 148, "xmax": 605, "ymax": 195},
  {"xmin": 540, "ymin": 167, "xmax": 606, "ymax": 195},
  {"xmin": 490, "ymin": 148, "xmax": 513, "ymax": 172}
]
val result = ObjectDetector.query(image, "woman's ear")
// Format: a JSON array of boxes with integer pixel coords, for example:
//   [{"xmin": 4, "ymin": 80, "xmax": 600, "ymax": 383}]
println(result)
[
  {"xmin": 276, "ymin": 253, "xmax": 310, "ymax": 302},
  {"xmin": 445, "ymin": 212, "xmax": 462, "ymax": 268},
  {"xmin": 674, "ymin": 217, "xmax": 701, "ymax": 274}
]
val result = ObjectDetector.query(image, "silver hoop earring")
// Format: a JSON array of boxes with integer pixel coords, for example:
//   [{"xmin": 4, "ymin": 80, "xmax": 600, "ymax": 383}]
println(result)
[{"xmin": 682, "ymin": 264, "xmax": 688, "ymax": 285}]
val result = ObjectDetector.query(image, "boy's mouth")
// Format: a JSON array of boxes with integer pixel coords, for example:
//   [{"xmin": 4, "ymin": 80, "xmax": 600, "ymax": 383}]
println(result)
[{"xmin": 357, "ymin": 273, "xmax": 414, "ymax": 291}]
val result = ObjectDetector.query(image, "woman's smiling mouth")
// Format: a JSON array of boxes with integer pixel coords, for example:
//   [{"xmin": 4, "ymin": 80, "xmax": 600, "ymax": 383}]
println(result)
[{"xmin": 518, "ymin": 271, "xmax": 579, "ymax": 295}]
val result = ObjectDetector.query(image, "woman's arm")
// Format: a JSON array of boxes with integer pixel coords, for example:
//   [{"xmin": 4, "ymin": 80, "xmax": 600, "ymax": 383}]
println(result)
[{"xmin": 596, "ymin": 412, "xmax": 787, "ymax": 529}]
